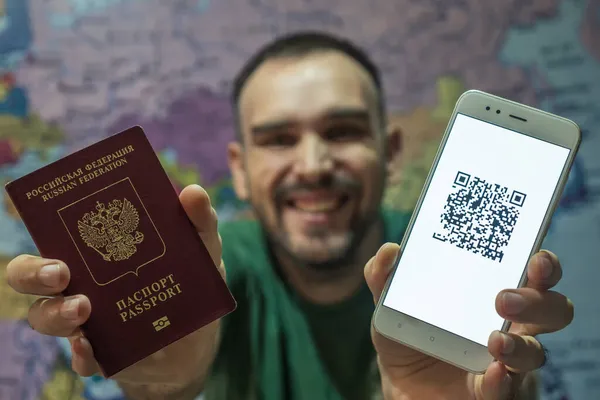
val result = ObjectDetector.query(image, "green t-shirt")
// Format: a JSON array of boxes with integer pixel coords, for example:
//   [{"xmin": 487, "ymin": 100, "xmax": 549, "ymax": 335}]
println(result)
[{"xmin": 203, "ymin": 209, "xmax": 411, "ymax": 400}]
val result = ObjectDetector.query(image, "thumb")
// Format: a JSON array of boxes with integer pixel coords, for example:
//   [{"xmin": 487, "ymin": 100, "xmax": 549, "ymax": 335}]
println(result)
[
  {"xmin": 364, "ymin": 243, "xmax": 400, "ymax": 304},
  {"xmin": 179, "ymin": 184, "xmax": 222, "ymax": 268},
  {"xmin": 473, "ymin": 361, "xmax": 514, "ymax": 400}
]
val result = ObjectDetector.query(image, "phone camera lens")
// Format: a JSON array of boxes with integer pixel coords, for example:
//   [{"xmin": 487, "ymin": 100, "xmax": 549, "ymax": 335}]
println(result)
[
  {"xmin": 486, "ymin": 106, "xmax": 490, "ymax": 111},
  {"xmin": 496, "ymin": 110, "xmax": 501, "ymax": 114}
]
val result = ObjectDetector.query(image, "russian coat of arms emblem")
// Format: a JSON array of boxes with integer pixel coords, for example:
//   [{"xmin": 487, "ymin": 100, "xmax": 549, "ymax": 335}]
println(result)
[{"xmin": 77, "ymin": 198, "xmax": 145, "ymax": 262}]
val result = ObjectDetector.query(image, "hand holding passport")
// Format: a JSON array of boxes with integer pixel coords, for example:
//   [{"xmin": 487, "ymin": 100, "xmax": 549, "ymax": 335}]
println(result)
[{"xmin": 4, "ymin": 127, "xmax": 236, "ymax": 391}]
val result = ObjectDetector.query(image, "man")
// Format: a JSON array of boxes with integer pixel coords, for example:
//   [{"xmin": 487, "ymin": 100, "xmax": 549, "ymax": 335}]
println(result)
[{"xmin": 6, "ymin": 32, "xmax": 573, "ymax": 399}]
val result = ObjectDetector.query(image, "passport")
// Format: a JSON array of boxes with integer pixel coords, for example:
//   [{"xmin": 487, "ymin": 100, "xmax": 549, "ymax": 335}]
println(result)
[{"xmin": 5, "ymin": 126, "xmax": 236, "ymax": 377}]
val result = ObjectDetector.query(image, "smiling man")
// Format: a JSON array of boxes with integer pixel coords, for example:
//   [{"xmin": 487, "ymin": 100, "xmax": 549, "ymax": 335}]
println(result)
[
  {"xmin": 5, "ymin": 31, "xmax": 573, "ymax": 400},
  {"xmin": 211, "ymin": 33, "xmax": 407, "ymax": 399}
]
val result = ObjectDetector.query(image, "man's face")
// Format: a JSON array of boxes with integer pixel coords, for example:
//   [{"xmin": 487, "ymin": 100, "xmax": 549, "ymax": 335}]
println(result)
[{"xmin": 229, "ymin": 51, "xmax": 399, "ymax": 269}]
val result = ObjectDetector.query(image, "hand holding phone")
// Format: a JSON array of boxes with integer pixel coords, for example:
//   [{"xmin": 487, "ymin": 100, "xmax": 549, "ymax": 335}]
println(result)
[{"xmin": 373, "ymin": 90, "xmax": 580, "ymax": 374}]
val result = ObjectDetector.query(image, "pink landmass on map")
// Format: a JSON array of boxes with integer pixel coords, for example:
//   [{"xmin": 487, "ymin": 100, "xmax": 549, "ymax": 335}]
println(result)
[
  {"xmin": 0, "ymin": 321, "xmax": 58, "ymax": 400},
  {"xmin": 15, "ymin": 0, "xmax": 561, "ymax": 177},
  {"xmin": 581, "ymin": 0, "xmax": 600, "ymax": 62},
  {"xmin": 109, "ymin": 86, "xmax": 235, "ymax": 185},
  {"xmin": 0, "ymin": 140, "xmax": 18, "ymax": 165}
]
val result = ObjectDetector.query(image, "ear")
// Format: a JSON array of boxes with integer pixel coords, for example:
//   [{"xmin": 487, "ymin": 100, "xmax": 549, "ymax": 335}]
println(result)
[
  {"xmin": 384, "ymin": 124, "xmax": 403, "ymax": 183},
  {"xmin": 227, "ymin": 141, "xmax": 250, "ymax": 201}
]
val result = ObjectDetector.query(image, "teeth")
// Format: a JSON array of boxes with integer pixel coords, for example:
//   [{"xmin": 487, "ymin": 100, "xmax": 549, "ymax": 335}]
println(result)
[{"xmin": 294, "ymin": 199, "xmax": 339, "ymax": 212}]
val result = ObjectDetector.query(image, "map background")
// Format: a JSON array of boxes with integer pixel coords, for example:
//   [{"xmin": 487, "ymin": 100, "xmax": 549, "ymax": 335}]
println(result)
[{"xmin": 0, "ymin": 0, "xmax": 598, "ymax": 399}]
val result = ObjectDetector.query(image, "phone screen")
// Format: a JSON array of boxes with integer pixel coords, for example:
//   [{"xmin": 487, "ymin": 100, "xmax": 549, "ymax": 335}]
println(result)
[{"xmin": 382, "ymin": 113, "xmax": 571, "ymax": 346}]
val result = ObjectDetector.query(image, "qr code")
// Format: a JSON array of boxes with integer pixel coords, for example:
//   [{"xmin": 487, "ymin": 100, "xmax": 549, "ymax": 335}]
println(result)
[{"xmin": 432, "ymin": 171, "xmax": 526, "ymax": 262}]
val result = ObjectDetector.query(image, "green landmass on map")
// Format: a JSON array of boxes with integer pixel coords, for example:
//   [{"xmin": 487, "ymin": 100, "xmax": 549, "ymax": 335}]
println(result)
[
  {"xmin": 158, "ymin": 151, "xmax": 247, "ymax": 213},
  {"xmin": 158, "ymin": 152, "xmax": 201, "ymax": 189},
  {"xmin": 384, "ymin": 77, "xmax": 465, "ymax": 212},
  {"xmin": 40, "ymin": 356, "xmax": 85, "ymax": 400},
  {"xmin": 0, "ymin": 114, "xmax": 64, "ymax": 160}
]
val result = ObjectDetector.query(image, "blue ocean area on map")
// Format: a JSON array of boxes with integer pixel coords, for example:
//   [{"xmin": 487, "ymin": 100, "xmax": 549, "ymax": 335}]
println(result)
[
  {"xmin": 0, "ymin": 0, "xmax": 32, "ymax": 55},
  {"xmin": 0, "ymin": 147, "xmax": 65, "ymax": 256},
  {"xmin": 0, "ymin": 0, "xmax": 598, "ymax": 399},
  {"xmin": 500, "ymin": 2, "xmax": 600, "ymax": 398},
  {"xmin": 0, "ymin": 86, "xmax": 28, "ymax": 117},
  {"xmin": 561, "ymin": 159, "xmax": 589, "ymax": 211},
  {"xmin": 501, "ymin": 0, "xmax": 600, "ymax": 217},
  {"xmin": 197, "ymin": 0, "xmax": 211, "ymax": 12}
]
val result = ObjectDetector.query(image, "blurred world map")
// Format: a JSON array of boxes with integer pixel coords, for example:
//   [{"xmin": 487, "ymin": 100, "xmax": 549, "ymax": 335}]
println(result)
[{"xmin": 0, "ymin": 0, "xmax": 599, "ymax": 399}]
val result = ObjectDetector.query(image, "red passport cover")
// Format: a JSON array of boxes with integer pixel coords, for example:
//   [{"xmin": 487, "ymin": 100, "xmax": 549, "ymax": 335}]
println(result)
[{"xmin": 5, "ymin": 126, "xmax": 236, "ymax": 377}]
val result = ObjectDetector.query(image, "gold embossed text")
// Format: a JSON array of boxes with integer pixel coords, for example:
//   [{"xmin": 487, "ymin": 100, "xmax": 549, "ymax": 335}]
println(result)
[
  {"xmin": 116, "ymin": 273, "xmax": 182, "ymax": 322},
  {"xmin": 23, "ymin": 145, "xmax": 135, "ymax": 203}
]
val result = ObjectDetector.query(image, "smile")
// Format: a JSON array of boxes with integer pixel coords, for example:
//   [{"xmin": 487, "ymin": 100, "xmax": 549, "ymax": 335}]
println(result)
[{"xmin": 285, "ymin": 193, "xmax": 350, "ymax": 214}]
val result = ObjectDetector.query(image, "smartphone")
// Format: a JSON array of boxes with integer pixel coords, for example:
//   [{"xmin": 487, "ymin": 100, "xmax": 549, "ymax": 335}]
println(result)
[{"xmin": 373, "ymin": 90, "xmax": 581, "ymax": 373}]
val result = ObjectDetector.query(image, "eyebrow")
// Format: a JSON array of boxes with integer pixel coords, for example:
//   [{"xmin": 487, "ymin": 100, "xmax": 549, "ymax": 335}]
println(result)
[{"xmin": 250, "ymin": 107, "xmax": 370, "ymax": 136}]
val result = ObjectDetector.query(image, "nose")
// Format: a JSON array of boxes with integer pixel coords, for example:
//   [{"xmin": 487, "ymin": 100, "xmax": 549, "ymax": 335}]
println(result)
[{"xmin": 294, "ymin": 134, "xmax": 334, "ymax": 182}]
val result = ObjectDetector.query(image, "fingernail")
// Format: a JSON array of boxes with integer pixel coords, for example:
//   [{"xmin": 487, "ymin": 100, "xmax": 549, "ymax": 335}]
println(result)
[
  {"xmin": 501, "ymin": 333, "xmax": 515, "ymax": 355},
  {"xmin": 386, "ymin": 243, "xmax": 399, "ymax": 270},
  {"xmin": 503, "ymin": 292, "xmax": 526, "ymax": 315},
  {"xmin": 39, "ymin": 264, "xmax": 61, "ymax": 287},
  {"xmin": 60, "ymin": 297, "xmax": 80, "ymax": 320},
  {"xmin": 538, "ymin": 252, "xmax": 553, "ymax": 279}
]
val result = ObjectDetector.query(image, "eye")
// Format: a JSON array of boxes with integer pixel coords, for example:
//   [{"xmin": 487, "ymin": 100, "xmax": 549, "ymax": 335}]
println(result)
[
  {"xmin": 324, "ymin": 125, "xmax": 366, "ymax": 142},
  {"xmin": 259, "ymin": 133, "xmax": 297, "ymax": 148}
]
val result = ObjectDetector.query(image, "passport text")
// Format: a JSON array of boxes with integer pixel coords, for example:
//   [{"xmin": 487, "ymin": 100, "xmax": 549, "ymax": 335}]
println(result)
[
  {"xmin": 24, "ymin": 145, "xmax": 135, "ymax": 203},
  {"xmin": 116, "ymin": 273, "xmax": 183, "ymax": 322}
]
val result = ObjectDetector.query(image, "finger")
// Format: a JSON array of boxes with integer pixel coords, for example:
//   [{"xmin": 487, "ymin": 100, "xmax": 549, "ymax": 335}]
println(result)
[
  {"xmin": 180, "ymin": 184, "xmax": 217, "ymax": 234},
  {"xmin": 6, "ymin": 254, "xmax": 70, "ymax": 296},
  {"xmin": 179, "ymin": 185, "xmax": 221, "ymax": 267},
  {"xmin": 364, "ymin": 242, "xmax": 400, "ymax": 303},
  {"xmin": 526, "ymin": 250, "xmax": 562, "ymax": 290},
  {"xmin": 488, "ymin": 331, "xmax": 546, "ymax": 373},
  {"xmin": 496, "ymin": 288, "xmax": 574, "ymax": 334},
  {"xmin": 475, "ymin": 361, "xmax": 513, "ymax": 400},
  {"xmin": 215, "ymin": 258, "xmax": 226, "ymax": 282},
  {"xmin": 28, "ymin": 295, "xmax": 91, "ymax": 337},
  {"xmin": 69, "ymin": 335, "xmax": 102, "ymax": 377}
]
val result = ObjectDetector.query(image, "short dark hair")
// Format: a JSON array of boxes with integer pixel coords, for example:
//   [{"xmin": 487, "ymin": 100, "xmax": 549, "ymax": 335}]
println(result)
[{"xmin": 231, "ymin": 31, "xmax": 386, "ymax": 140}]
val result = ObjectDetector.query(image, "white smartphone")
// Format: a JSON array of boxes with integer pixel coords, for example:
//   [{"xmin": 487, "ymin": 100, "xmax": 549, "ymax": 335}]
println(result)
[{"xmin": 373, "ymin": 90, "xmax": 581, "ymax": 373}]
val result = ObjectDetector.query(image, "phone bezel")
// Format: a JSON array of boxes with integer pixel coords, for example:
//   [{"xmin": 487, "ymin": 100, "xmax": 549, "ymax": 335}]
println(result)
[{"xmin": 373, "ymin": 89, "xmax": 581, "ymax": 374}]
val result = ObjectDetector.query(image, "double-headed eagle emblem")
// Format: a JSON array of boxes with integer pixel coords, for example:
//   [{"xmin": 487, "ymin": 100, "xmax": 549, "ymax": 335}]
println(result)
[{"xmin": 77, "ymin": 199, "xmax": 144, "ymax": 262}]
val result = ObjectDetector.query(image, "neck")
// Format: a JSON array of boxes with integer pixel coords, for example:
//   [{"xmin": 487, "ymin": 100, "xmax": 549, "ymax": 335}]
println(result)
[{"xmin": 275, "ymin": 218, "xmax": 384, "ymax": 305}]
